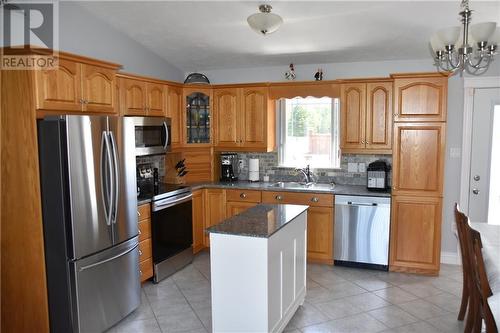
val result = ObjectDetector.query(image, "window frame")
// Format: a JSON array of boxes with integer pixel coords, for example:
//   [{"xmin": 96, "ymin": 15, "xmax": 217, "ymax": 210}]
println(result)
[{"xmin": 277, "ymin": 97, "xmax": 340, "ymax": 169}]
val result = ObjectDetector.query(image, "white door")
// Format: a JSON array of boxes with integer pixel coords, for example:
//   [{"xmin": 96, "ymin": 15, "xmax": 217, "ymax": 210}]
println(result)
[{"xmin": 468, "ymin": 88, "xmax": 500, "ymax": 224}]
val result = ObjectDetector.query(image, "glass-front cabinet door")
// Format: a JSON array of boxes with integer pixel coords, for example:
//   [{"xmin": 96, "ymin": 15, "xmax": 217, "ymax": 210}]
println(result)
[{"xmin": 185, "ymin": 88, "xmax": 212, "ymax": 144}]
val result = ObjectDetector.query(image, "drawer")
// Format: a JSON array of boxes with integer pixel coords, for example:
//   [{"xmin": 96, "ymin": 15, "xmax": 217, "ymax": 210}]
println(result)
[
  {"xmin": 139, "ymin": 258, "xmax": 153, "ymax": 282},
  {"xmin": 226, "ymin": 189, "xmax": 261, "ymax": 203},
  {"xmin": 137, "ymin": 203, "xmax": 151, "ymax": 221},
  {"xmin": 262, "ymin": 191, "xmax": 334, "ymax": 207},
  {"xmin": 138, "ymin": 219, "xmax": 151, "ymax": 242},
  {"xmin": 139, "ymin": 239, "xmax": 152, "ymax": 261}
]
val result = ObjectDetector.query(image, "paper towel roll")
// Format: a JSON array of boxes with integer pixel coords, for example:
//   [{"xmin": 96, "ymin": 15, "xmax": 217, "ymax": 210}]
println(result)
[
  {"xmin": 249, "ymin": 159, "xmax": 259, "ymax": 172},
  {"xmin": 249, "ymin": 158, "xmax": 259, "ymax": 182}
]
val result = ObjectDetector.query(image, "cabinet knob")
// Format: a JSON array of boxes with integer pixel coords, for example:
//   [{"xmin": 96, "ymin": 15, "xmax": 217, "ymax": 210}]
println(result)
[
  {"xmin": 79, "ymin": 98, "xmax": 85, "ymax": 104},
  {"xmin": 275, "ymin": 195, "xmax": 283, "ymax": 201},
  {"xmin": 240, "ymin": 193, "xmax": 247, "ymax": 199},
  {"xmin": 137, "ymin": 211, "xmax": 141, "ymax": 217},
  {"xmin": 138, "ymin": 230, "xmax": 142, "ymax": 235},
  {"xmin": 393, "ymin": 113, "xmax": 399, "ymax": 117},
  {"xmin": 139, "ymin": 270, "xmax": 143, "ymax": 276},
  {"xmin": 393, "ymin": 186, "xmax": 396, "ymax": 190},
  {"xmin": 311, "ymin": 197, "xmax": 319, "ymax": 203},
  {"xmin": 361, "ymin": 140, "xmax": 365, "ymax": 144},
  {"xmin": 139, "ymin": 250, "xmax": 143, "ymax": 256}
]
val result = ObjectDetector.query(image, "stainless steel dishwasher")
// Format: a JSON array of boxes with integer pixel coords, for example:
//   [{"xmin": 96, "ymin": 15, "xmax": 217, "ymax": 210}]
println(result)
[{"xmin": 334, "ymin": 195, "xmax": 391, "ymax": 270}]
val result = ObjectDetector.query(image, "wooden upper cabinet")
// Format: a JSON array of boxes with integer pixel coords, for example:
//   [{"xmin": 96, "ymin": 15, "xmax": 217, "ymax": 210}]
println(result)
[
  {"xmin": 35, "ymin": 59, "xmax": 82, "ymax": 111},
  {"xmin": 340, "ymin": 83, "xmax": 366, "ymax": 150},
  {"xmin": 392, "ymin": 122, "xmax": 446, "ymax": 196},
  {"xmin": 167, "ymin": 85, "xmax": 183, "ymax": 147},
  {"xmin": 120, "ymin": 78, "xmax": 147, "ymax": 115},
  {"xmin": 393, "ymin": 76, "xmax": 448, "ymax": 122},
  {"xmin": 242, "ymin": 87, "xmax": 268, "ymax": 149},
  {"xmin": 389, "ymin": 195, "xmax": 442, "ymax": 274},
  {"xmin": 146, "ymin": 82, "xmax": 166, "ymax": 116},
  {"xmin": 214, "ymin": 88, "xmax": 240, "ymax": 147},
  {"xmin": 81, "ymin": 64, "xmax": 116, "ymax": 113},
  {"xmin": 366, "ymin": 82, "xmax": 392, "ymax": 151}
]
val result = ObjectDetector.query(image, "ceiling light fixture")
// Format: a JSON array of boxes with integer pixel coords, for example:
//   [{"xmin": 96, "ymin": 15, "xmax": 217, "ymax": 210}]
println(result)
[
  {"xmin": 247, "ymin": 4, "xmax": 283, "ymax": 36},
  {"xmin": 430, "ymin": 0, "xmax": 499, "ymax": 75}
]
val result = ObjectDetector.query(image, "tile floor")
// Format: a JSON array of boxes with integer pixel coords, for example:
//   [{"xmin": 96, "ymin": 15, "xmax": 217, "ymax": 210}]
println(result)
[{"xmin": 108, "ymin": 252, "xmax": 465, "ymax": 333}]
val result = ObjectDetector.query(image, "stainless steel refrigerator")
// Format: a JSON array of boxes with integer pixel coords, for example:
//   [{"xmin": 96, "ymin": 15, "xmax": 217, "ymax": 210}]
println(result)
[{"xmin": 38, "ymin": 115, "xmax": 140, "ymax": 333}]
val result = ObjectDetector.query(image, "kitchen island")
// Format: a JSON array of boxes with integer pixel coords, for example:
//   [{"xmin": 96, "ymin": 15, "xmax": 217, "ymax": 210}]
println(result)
[{"xmin": 207, "ymin": 204, "xmax": 308, "ymax": 333}]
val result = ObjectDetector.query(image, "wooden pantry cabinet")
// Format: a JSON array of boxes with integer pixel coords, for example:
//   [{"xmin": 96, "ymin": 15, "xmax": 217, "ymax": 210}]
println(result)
[
  {"xmin": 213, "ymin": 86, "xmax": 275, "ymax": 152},
  {"xmin": 119, "ymin": 76, "xmax": 167, "ymax": 116},
  {"xmin": 389, "ymin": 72, "xmax": 449, "ymax": 275},
  {"xmin": 340, "ymin": 81, "xmax": 392, "ymax": 154},
  {"xmin": 137, "ymin": 203, "xmax": 153, "ymax": 282},
  {"xmin": 35, "ymin": 58, "xmax": 119, "ymax": 114}
]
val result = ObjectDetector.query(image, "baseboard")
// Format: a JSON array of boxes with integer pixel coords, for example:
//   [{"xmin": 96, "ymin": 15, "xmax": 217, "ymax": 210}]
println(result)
[{"xmin": 441, "ymin": 251, "xmax": 461, "ymax": 265}]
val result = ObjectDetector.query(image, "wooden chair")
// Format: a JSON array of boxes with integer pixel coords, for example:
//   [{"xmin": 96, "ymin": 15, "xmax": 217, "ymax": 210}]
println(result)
[
  {"xmin": 455, "ymin": 204, "xmax": 472, "ymax": 321},
  {"xmin": 468, "ymin": 227, "xmax": 498, "ymax": 333}
]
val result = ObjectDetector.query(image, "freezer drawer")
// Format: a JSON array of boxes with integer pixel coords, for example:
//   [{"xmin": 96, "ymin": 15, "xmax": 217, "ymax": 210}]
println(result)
[
  {"xmin": 334, "ymin": 195, "xmax": 391, "ymax": 268},
  {"xmin": 70, "ymin": 237, "xmax": 140, "ymax": 332}
]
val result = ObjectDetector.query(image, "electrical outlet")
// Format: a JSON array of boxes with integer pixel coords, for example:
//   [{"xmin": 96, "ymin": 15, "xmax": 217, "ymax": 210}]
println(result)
[{"xmin": 239, "ymin": 159, "xmax": 245, "ymax": 169}]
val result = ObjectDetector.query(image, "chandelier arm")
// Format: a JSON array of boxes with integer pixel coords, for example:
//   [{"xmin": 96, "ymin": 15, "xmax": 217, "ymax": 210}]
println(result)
[
  {"xmin": 467, "ymin": 53, "xmax": 492, "ymax": 70},
  {"xmin": 446, "ymin": 52, "xmax": 461, "ymax": 70}
]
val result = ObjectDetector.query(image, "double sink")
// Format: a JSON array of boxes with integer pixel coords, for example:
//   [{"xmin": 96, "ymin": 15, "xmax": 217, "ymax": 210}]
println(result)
[{"xmin": 267, "ymin": 181, "xmax": 335, "ymax": 191}]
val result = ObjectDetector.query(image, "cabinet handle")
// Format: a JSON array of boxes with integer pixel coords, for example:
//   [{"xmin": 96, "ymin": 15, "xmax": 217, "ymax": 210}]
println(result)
[
  {"xmin": 79, "ymin": 98, "xmax": 85, "ymax": 104},
  {"xmin": 137, "ymin": 211, "xmax": 141, "ymax": 217},
  {"xmin": 240, "ymin": 193, "xmax": 247, "ymax": 199},
  {"xmin": 138, "ymin": 229, "xmax": 142, "ymax": 235},
  {"xmin": 139, "ymin": 250, "xmax": 143, "ymax": 256},
  {"xmin": 275, "ymin": 195, "xmax": 283, "ymax": 201},
  {"xmin": 139, "ymin": 270, "xmax": 143, "ymax": 276},
  {"xmin": 311, "ymin": 197, "xmax": 319, "ymax": 203},
  {"xmin": 393, "ymin": 113, "xmax": 399, "ymax": 117},
  {"xmin": 393, "ymin": 186, "xmax": 396, "ymax": 190}
]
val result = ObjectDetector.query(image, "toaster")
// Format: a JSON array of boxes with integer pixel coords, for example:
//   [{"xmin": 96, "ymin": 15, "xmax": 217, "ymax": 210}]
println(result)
[{"xmin": 367, "ymin": 160, "xmax": 391, "ymax": 191}]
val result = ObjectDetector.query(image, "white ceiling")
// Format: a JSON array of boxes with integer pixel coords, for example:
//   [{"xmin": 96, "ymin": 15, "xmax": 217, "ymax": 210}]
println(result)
[{"xmin": 77, "ymin": 1, "xmax": 500, "ymax": 72}]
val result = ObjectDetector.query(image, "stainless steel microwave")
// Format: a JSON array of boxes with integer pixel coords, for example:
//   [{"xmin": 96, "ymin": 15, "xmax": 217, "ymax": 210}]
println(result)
[{"xmin": 132, "ymin": 117, "xmax": 171, "ymax": 156}]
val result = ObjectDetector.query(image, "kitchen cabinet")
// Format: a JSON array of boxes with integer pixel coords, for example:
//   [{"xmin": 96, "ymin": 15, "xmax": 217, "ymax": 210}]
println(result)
[
  {"xmin": 119, "ymin": 76, "xmax": 167, "ymax": 116},
  {"xmin": 182, "ymin": 148, "xmax": 214, "ymax": 183},
  {"xmin": 392, "ymin": 122, "xmax": 446, "ymax": 197},
  {"xmin": 213, "ymin": 86, "xmax": 275, "ymax": 152},
  {"xmin": 340, "ymin": 81, "xmax": 392, "ymax": 154},
  {"xmin": 192, "ymin": 190, "xmax": 205, "ymax": 254},
  {"xmin": 167, "ymin": 85, "xmax": 183, "ymax": 147},
  {"xmin": 225, "ymin": 189, "xmax": 262, "ymax": 217},
  {"xmin": 389, "ymin": 195, "xmax": 442, "ymax": 275},
  {"xmin": 261, "ymin": 191, "xmax": 334, "ymax": 264},
  {"xmin": 392, "ymin": 74, "xmax": 448, "ymax": 122},
  {"xmin": 183, "ymin": 87, "xmax": 213, "ymax": 146},
  {"xmin": 137, "ymin": 203, "xmax": 153, "ymax": 282},
  {"xmin": 35, "ymin": 60, "xmax": 119, "ymax": 114},
  {"xmin": 204, "ymin": 189, "xmax": 226, "ymax": 246}
]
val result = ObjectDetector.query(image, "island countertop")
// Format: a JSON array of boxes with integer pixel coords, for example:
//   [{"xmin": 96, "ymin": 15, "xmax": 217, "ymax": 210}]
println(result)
[{"xmin": 206, "ymin": 204, "xmax": 309, "ymax": 238}]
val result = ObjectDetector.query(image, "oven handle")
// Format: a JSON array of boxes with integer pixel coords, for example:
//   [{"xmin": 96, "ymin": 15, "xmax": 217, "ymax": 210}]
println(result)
[{"xmin": 152, "ymin": 193, "xmax": 193, "ymax": 212}]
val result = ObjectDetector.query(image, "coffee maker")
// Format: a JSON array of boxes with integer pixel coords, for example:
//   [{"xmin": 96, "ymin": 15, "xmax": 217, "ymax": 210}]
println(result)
[{"xmin": 220, "ymin": 153, "xmax": 239, "ymax": 182}]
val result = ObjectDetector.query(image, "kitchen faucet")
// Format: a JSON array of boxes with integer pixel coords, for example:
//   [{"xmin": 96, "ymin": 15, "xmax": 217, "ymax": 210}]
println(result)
[{"xmin": 296, "ymin": 165, "xmax": 314, "ymax": 185}]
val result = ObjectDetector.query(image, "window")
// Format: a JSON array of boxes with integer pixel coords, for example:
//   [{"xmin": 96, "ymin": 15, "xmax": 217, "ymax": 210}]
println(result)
[{"xmin": 278, "ymin": 97, "xmax": 340, "ymax": 168}]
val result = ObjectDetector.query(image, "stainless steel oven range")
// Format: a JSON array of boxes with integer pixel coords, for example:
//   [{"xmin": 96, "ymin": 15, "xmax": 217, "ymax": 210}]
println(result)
[{"xmin": 143, "ymin": 184, "xmax": 194, "ymax": 283}]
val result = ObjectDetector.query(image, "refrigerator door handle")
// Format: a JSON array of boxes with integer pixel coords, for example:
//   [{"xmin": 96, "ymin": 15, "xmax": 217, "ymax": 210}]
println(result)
[
  {"xmin": 78, "ymin": 242, "xmax": 139, "ymax": 272},
  {"xmin": 108, "ymin": 131, "xmax": 120, "ymax": 224},
  {"xmin": 100, "ymin": 131, "xmax": 112, "ymax": 226}
]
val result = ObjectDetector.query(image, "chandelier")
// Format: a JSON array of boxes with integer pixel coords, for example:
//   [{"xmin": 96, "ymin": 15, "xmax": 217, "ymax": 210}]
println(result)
[{"xmin": 430, "ymin": 0, "xmax": 499, "ymax": 75}]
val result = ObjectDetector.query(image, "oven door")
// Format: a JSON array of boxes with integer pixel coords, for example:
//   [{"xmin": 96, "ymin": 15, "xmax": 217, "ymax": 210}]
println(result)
[
  {"xmin": 133, "ymin": 117, "xmax": 171, "ymax": 156},
  {"xmin": 151, "ymin": 193, "xmax": 193, "ymax": 264}
]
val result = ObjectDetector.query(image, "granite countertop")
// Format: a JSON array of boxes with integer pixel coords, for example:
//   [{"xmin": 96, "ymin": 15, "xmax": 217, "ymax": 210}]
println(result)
[
  {"xmin": 136, "ymin": 181, "xmax": 391, "ymax": 205},
  {"xmin": 206, "ymin": 204, "xmax": 309, "ymax": 238}
]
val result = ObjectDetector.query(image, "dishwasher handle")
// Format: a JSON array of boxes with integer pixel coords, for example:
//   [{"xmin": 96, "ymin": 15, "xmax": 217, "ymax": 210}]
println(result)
[{"xmin": 347, "ymin": 201, "xmax": 378, "ymax": 206}]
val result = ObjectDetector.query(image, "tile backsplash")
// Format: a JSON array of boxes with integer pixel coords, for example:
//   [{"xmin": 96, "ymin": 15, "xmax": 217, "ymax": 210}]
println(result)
[
  {"xmin": 233, "ymin": 151, "xmax": 392, "ymax": 186},
  {"xmin": 136, "ymin": 155, "xmax": 165, "ymax": 181}
]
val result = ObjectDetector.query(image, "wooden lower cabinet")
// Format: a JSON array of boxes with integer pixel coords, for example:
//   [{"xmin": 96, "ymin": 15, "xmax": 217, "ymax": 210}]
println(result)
[
  {"xmin": 307, "ymin": 206, "xmax": 334, "ymax": 264},
  {"xmin": 226, "ymin": 189, "xmax": 261, "ymax": 218},
  {"xmin": 137, "ymin": 203, "xmax": 154, "ymax": 282},
  {"xmin": 226, "ymin": 201, "xmax": 258, "ymax": 218},
  {"xmin": 204, "ymin": 189, "xmax": 226, "ymax": 246},
  {"xmin": 389, "ymin": 195, "xmax": 442, "ymax": 275},
  {"xmin": 192, "ymin": 190, "xmax": 205, "ymax": 254}
]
